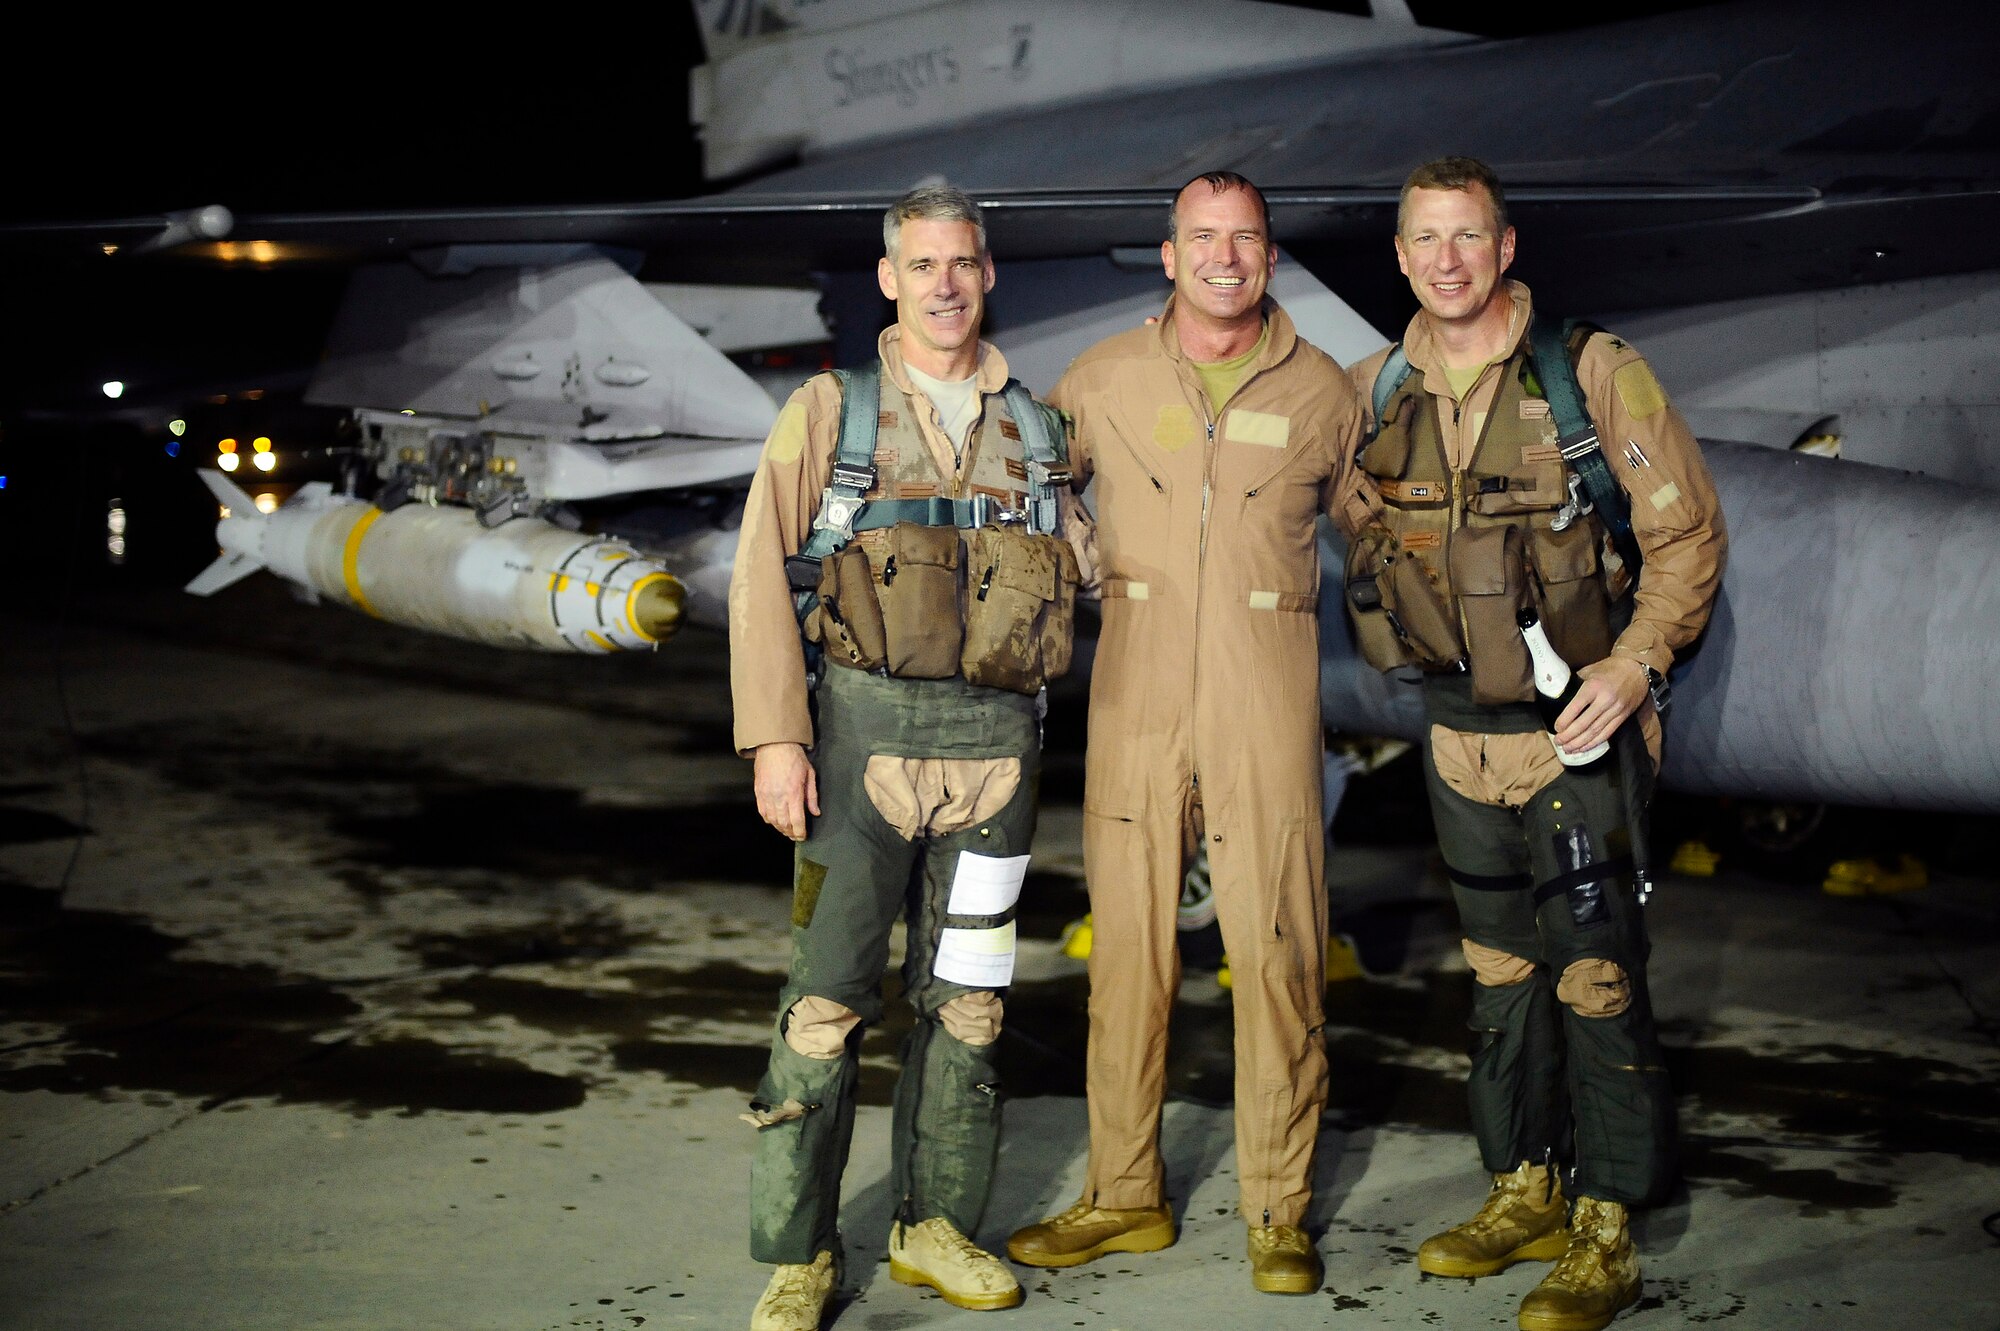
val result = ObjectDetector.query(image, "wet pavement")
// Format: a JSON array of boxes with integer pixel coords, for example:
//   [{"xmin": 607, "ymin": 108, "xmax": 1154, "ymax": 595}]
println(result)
[{"xmin": 3, "ymin": 580, "xmax": 1998, "ymax": 1329}]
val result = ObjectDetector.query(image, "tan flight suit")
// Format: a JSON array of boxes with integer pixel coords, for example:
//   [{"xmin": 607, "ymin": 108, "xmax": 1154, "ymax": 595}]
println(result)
[
  {"xmin": 1053, "ymin": 296, "xmax": 1372, "ymax": 1229},
  {"xmin": 1347, "ymin": 280, "xmax": 1726, "ymax": 1202}
]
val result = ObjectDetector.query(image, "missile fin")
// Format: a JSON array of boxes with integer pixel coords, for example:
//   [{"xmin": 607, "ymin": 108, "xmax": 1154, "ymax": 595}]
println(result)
[
  {"xmin": 197, "ymin": 468, "xmax": 260, "ymax": 514},
  {"xmin": 184, "ymin": 552, "xmax": 262, "ymax": 597}
]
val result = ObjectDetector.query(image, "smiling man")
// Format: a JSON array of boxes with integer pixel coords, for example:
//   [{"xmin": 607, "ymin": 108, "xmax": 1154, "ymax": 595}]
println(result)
[
  {"xmin": 729, "ymin": 182, "xmax": 1089, "ymax": 1331},
  {"xmin": 1345, "ymin": 157, "xmax": 1726, "ymax": 1331},
  {"xmin": 1005, "ymin": 171, "xmax": 1374, "ymax": 1295}
]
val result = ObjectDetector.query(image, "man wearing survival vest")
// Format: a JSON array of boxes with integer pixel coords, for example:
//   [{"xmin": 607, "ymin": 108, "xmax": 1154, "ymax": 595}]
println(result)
[
  {"xmin": 1346, "ymin": 157, "xmax": 1726, "ymax": 1331},
  {"xmin": 728, "ymin": 183, "xmax": 1092, "ymax": 1331}
]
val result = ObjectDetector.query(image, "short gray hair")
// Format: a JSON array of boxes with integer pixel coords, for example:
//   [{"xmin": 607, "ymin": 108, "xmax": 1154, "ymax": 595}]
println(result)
[{"xmin": 883, "ymin": 183, "xmax": 987, "ymax": 263}]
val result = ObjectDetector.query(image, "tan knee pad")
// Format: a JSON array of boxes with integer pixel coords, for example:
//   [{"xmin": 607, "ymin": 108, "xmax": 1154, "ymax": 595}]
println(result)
[
  {"xmin": 937, "ymin": 991, "xmax": 1002, "ymax": 1047},
  {"xmin": 1556, "ymin": 958, "xmax": 1632, "ymax": 1018},
  {"xmin": 782, "ymin": 995, "xmax": 862, "ymax": 1058},
  {"xmin": 1462, "ymin": 938, "xmax": 1537, "ymax": 987}
]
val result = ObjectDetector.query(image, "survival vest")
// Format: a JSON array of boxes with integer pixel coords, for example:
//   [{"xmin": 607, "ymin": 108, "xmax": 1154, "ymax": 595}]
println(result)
[
  {"xmin": 1345, "ymin": 319, "xmax": 1632, "ymax": 707},
  {"xmin": 784, "ymin": 362, "xmax": 1079, "ymax": 694}
]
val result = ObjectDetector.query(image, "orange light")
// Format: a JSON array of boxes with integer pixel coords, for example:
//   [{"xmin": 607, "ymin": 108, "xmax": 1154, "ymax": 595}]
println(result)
[{"xmin": 218, "ymin": 438, "xmax": 238, "ymax": 452}]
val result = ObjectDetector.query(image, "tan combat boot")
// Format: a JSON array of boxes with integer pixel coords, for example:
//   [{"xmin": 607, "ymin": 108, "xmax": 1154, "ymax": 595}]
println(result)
[
  {"xmin": 749, "ymin": 1249, "xmax": 837, "ymax": 1331},
  {"xmin": 1006, "ymin": 1199, "xmax": 1177, "ymax": 1268},
  {"xmin": 1517, "ymin": 1197, "xmax": 1641, "ymax": 1331},
  {"xmin": 1417, "ymin": 1160, "xmax": 1569, "ymax": 1277},
  {"xmin": 1248, "ymin": 1224, "xmax": 1323, "ymax": 1294},
  {"xmin": 889, "ymin": 1218, "xmax": 1024, "ymax": 1311}
]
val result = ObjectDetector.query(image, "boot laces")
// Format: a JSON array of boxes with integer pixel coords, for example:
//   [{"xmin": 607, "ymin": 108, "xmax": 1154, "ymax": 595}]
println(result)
[
  {"xmin": 1461, "ymin": 1171, "xmax": 1541, "ymax": 1237},
  {"xmin": 763, "ymin": 1258, "xmax": 828, "ymax": 1313},
  {"xmin": 1546, "ymin": 1202, "xmax": 1620, "ymax": 1289},
  {"xmin": 923, "ymin": 1218, "xmax": 997, "ymax": 1263},
  {"xmin": 1051, "ymin": 1200, "xmax": 1097, "ymax": 1226}
]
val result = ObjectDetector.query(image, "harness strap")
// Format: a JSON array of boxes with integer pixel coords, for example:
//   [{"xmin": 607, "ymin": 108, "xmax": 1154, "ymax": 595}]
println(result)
[
  {"xmin": 1529, "ymin": 317, "xmax": 1644, "ymax": 579},
  {"xmin": 1370, "ymin": 343, "xmax": 1412, "ymax": 437},
  {"xmin": 1000, "ymin": 379, "xmax": 1070, "ymax": 536},
  {"xmin": 790, "ymin": 365, "xmax": 1069, "ymax": 628}
]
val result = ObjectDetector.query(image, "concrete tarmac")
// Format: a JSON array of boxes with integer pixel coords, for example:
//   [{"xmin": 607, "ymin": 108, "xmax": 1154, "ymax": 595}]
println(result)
[{"xmin": 3, "ymin": 580, "xmax": 1997, "ymax": 1330}]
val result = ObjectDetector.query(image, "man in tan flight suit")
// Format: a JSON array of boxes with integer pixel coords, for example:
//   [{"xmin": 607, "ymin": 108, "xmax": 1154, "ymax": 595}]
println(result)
[
  {"xmin": 1006, "ymin": 171, "xmax": 1374, "ymax": 1295},
  {"xmin": 730, "ymin": 184, "xmax": 1089, "ymax": 1331},
  {"xmin": 1345, "ymin": 158, "xmax": 1725, "ymax": 1331}
]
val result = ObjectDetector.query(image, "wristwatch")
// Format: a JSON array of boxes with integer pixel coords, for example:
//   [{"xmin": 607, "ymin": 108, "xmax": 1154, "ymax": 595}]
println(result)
[{"xmin": 1642, "ymin": 664, "xmax": 1672, "ymax": 717}]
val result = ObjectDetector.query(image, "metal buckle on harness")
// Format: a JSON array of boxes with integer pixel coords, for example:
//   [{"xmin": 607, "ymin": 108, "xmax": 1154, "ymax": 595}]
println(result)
[
  {"xmin": 830, "ymin": 461, "xmax": 876, "ymax": 492},
  {"xmin": 1556, "ymin": 427, "xmax": 1601, "ymax": 464},
  {"xmin": 811, "ymin": 490, "xmax": 867, "ymax": 542},
  {"xmin": 1549, "ymin": 472, "xmax": 1595, "ymax": 533},
  {"xmin": 1026, "ymin": 460, "xmax": 1071, "ymax": 490},
  {"xmin": 970, "ymin": 493, "xmax": 1029, "ymax": 528}
]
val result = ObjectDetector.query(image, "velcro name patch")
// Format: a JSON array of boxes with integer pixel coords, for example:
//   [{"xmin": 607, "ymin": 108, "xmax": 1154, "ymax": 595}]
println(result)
[
  {"xmin": 1614, "ymin": 361, "xmax": 1668, "ymax": 419},
  {"xmin": 1225, "ymin": 409, "xmax": 1290, "ymax": 448},
  {"xmin": 766, "ymin": 400, "xmax": 809, "ymax": 465}
]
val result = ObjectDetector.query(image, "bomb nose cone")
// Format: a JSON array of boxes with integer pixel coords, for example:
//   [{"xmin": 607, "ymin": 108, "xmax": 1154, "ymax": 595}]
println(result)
[{"xmin": 630, "ymin": 573, "xmax": 687, "ymax": 642}]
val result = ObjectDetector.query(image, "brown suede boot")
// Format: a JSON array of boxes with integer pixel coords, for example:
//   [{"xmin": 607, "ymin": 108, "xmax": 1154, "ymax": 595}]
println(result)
[
  {"xmin": 1006, "ymin": 1199, "xmax": 1176, "ymax": 1268},
  {"xmin": 1417, "ymin": 1161, "xmax": 1569, "ymax": 1278},
  {"xmin": 1517, "ymin": 1197, "xmax": 1641, "ymax": 1331},
  {"xmin": 1248, "ymin": 1224, "xmax": 1323, "ymax": 1294}
]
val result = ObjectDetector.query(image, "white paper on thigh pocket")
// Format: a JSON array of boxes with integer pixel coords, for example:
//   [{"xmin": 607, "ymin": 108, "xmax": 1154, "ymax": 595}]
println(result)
[{"xmin": 934, "ymin": 851, "xmax": 1029, "ymax": 987}]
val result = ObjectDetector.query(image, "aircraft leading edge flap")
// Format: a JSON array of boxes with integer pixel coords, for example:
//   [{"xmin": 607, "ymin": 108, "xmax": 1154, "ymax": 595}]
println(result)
[{"xmin": 305, "ymin": 255, "xmax": 778, "ymax": 444}]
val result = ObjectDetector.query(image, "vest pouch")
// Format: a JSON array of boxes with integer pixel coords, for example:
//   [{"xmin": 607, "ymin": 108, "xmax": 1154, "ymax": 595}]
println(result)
[
  {"xmin": 1529, "ymin": 521, "xmax": 1614, "ymax": 669},
  {"xmin": 1448, "ymin": 523, "xmax": 1533, "ymax": 705},
  {"xmin": 1342, "ymin": 524, "xmax": 1414, "ymax": 671},
  {"xmin": 878, "ymin": 522, "xmax": 963, "ymax": 678},
  {"xmin": 1357, "ymin": 396, "xmax": 1416, "ymax": 478},
  {"xmin": 1374, "ymin": 533, "xmax": 1464, "ymax": 669},
  {"xmin": 813, "ymin": 543, "xmax": 889, "ymax": 674},
  {"xmin": 960, "ymin": 527, "xmax": 1077, "ymax": 694}
]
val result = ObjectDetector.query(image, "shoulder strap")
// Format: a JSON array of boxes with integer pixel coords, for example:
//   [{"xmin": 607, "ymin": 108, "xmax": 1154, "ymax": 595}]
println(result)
[
  {"xmin": 1000, "ymin": 377, "xmax": 1071, "ymax": 535},
  {"xmin": 832, "ymin": 364, "xmax": 879, "ymax": 472},
  {"xmin": 794, "ymin": 365, "xmax": 882, "ymax": 569},
  {"xmin": 1528, "ymin": 316, "xmax": 1643, "ymax": 581},
  {"xmin": 788, "ymin": 365, "xmax": 885, "ymax": 628},
  {"xmin": 1370, "ymin": 343, "xmax": 1412, "ymax": 434}
]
